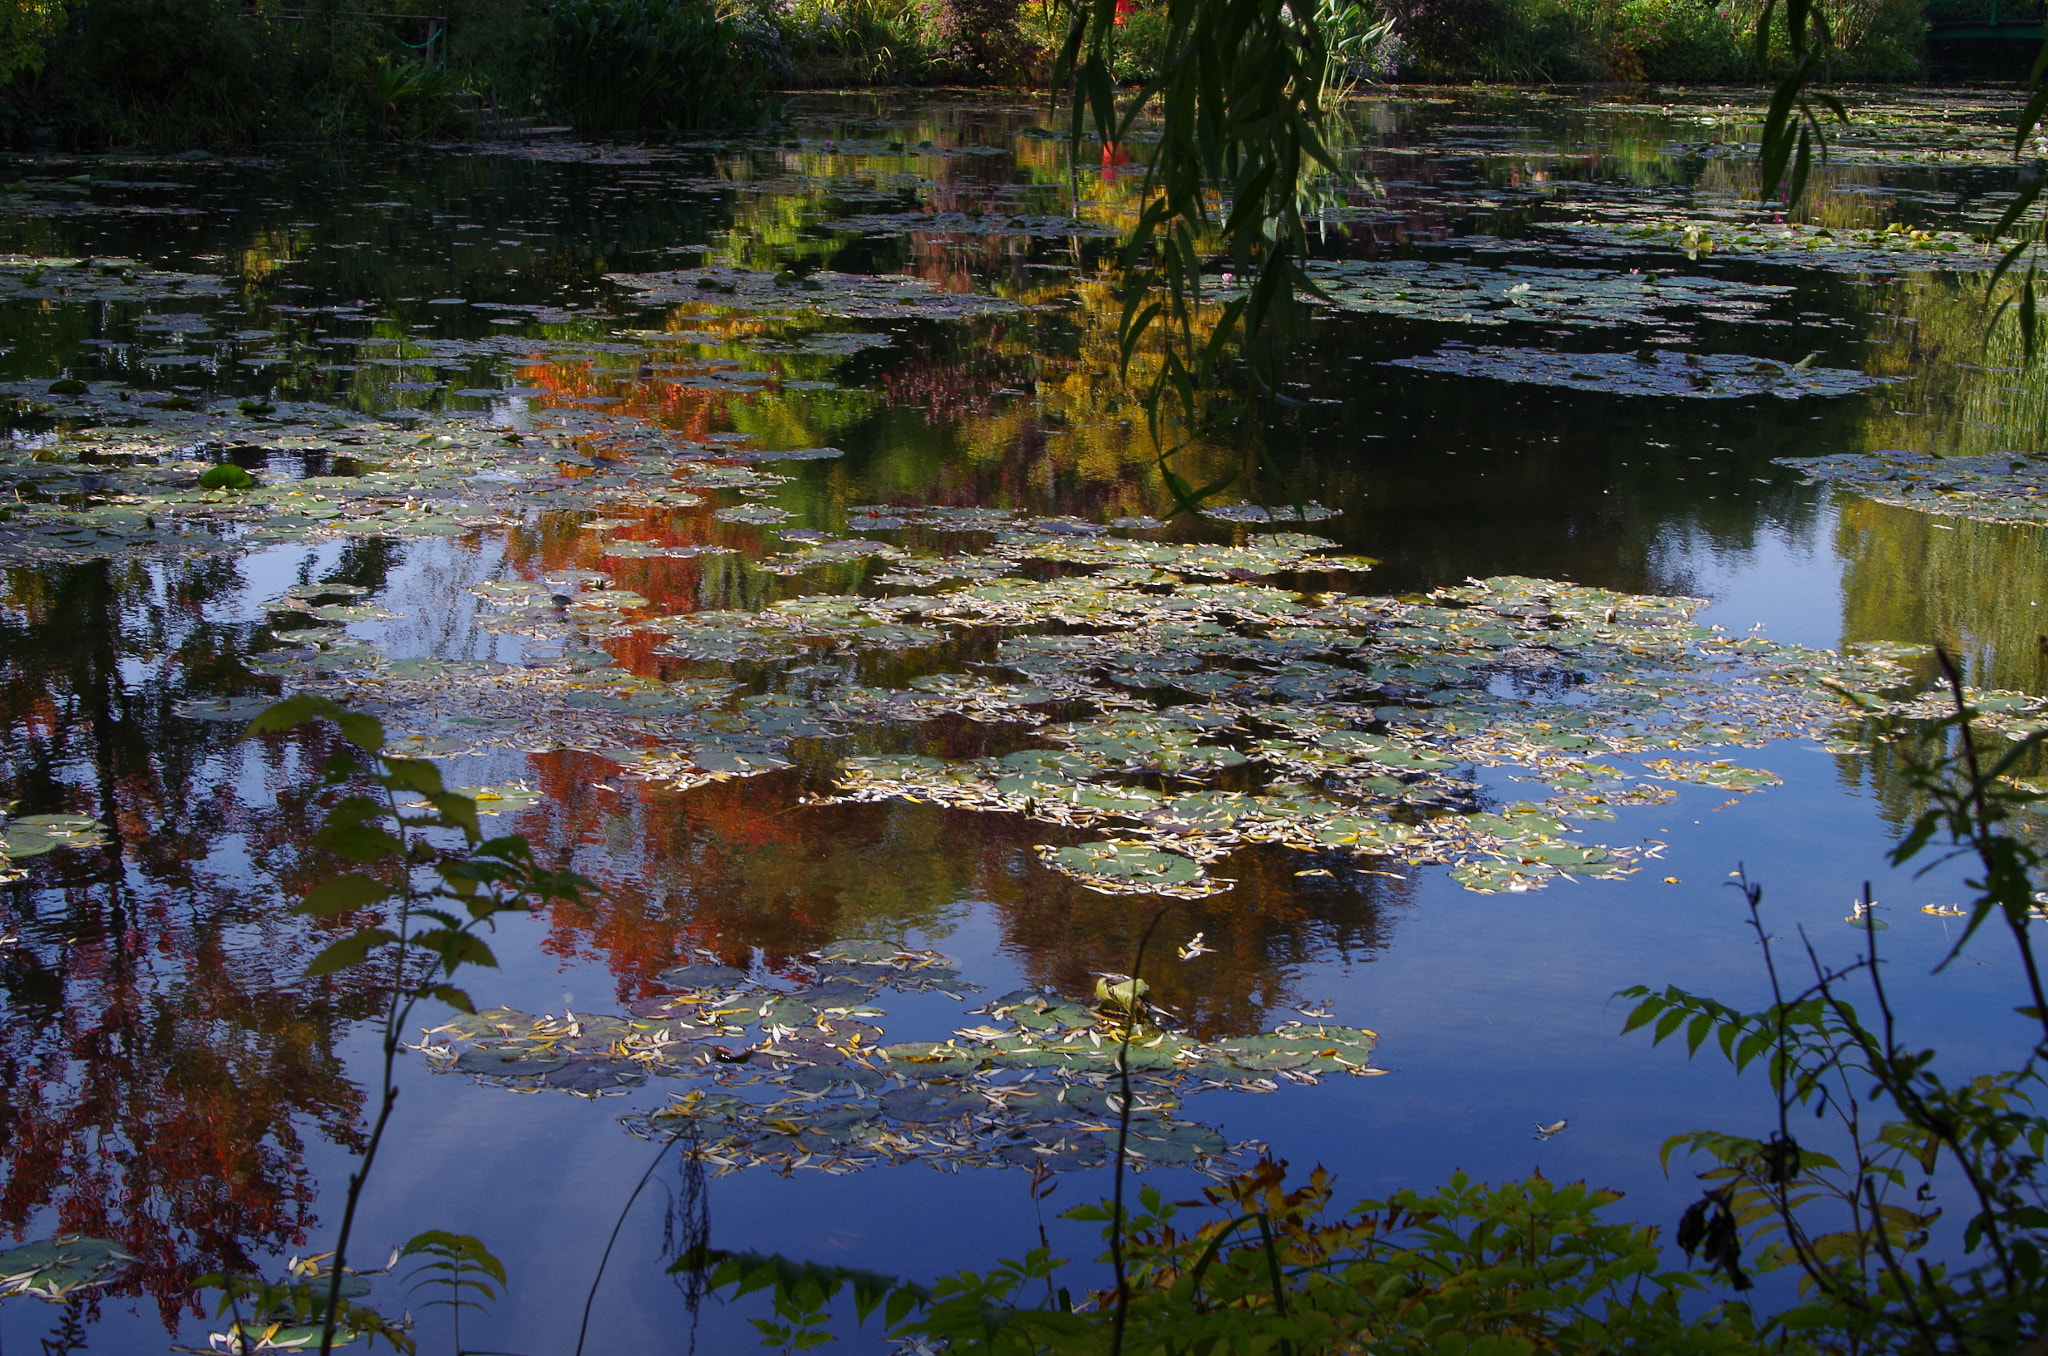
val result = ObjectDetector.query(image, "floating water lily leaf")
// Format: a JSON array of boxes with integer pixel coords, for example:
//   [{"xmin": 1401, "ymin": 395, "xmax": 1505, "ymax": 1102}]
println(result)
[
  {"xmin": 657, "ymin": 962, "xmax": 750, "ymax": 991},
  {"xmin": 1037, "ymin": 842, "xmax": 1217, "ymax": 897},
  {"xmin": 713, "ymin": 503, "xmax": 794, "ymax": 525},
  {"xmin": 198, "ymin": 463, "xmax": 254, "ymax": 490},
  {"xmin": 0, "ymin": 1237, "xmax": 134, "ymax": 1302},
  {"xmin": 0, "ymin": 812, "xmax": 109, "ymax": 861}
]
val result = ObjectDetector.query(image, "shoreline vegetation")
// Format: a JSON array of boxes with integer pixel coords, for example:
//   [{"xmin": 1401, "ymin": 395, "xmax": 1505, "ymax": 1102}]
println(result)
[{"xmin": 0, "ymin": 0, "xmax": 1990, "ymax": 148}]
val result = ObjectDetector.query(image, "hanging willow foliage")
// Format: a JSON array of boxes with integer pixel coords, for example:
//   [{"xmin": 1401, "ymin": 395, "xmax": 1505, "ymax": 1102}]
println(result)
[
  {"xmin": 1053, "ymin": 0, "xmax": 1334, "ymax": 511},
  {"xmin": 1751, "ymin": 0, "xmax": 2047, "ymax": 360}
]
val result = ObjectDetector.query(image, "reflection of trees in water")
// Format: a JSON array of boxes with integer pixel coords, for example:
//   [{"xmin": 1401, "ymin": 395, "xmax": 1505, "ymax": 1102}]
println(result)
[
  {"xmin": 979, "ymin": 840, "xmax": 1401, "ymax": 1040},
  {"xmin": 1858, "ymin": 271, "xmax": 2048, "ymax": 463},
  {"xmin": 1263, "ymin": 307, "xmax": 1840, "ymax": 595},
  {"xmin": 524, "ymin": 753, "xmax": 1398, "ymax": 1039},
  {"xmin": 1838, "ymin": 498, "xmax": 2048, "ymax": 695},
  {"xmin": 0, "ymin": 557, "xmax": 386, "ymax": 1326},
  {"xmin": 1833, "ymin": 497, "xmax": 2048, "ymax": 840},
  {"xmin": 1833, "ymin": 268, "xmax": 2048, "ymax": 819}
]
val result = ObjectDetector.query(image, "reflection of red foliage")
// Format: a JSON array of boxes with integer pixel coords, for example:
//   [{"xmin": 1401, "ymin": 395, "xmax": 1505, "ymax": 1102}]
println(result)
[
  {"xmin": 524, "ymin": 755, "xmax": 830, "ymax": 995},
  {"xmin": 0, "ymin": 726, "xmax": 376, "ymax": 1328},
  {"xmin": 1101, "ymin": 141, "xmax": 1133, "ymax": 183},
  {"xmin": 881, "ymin": 349, "xmax": 1005, "ymax": 424},
  {"xmin": 515, "ymin": 748, "xmax": 1404, "ymax": 1040}
]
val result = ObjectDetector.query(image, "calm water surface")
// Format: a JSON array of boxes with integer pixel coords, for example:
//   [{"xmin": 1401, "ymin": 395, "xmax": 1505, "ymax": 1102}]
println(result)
[{"xmin": 2, "ymin": 86, "xmax": 2045, "ymax": 1352}]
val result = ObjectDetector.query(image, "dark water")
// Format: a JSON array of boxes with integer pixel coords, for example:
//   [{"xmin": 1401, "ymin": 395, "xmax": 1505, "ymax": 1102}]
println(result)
[{"xmin": 1, "ymin": 86, "xmax": 2044, "ymax": 1351}]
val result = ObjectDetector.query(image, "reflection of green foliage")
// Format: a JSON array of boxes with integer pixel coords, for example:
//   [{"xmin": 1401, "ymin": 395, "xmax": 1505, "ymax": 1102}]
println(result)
[
  {"xmin": 1832, "ymin": 497, "xmax": 2048, "ymax": 828},
  {"xmin": 1860, "ymin": 273, "xmax": 2048, "ymax": 462}
]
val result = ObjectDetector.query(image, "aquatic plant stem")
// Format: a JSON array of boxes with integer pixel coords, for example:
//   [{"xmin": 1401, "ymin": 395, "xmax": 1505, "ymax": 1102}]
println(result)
[
  {"xmin": 1936, "ymin": 648, "xmax": 2048, "ymax": 1041},
  {"xmin": 1107, "ymin": 906, "xmax": 1168, "ymax": 1356},
  {"xmin": 320, "ymin": 782, "xmax": 418, "ymax": 1356},
  {"xmin": 574, "ymin": 1131, "xmax": 683, "ymax": 1356}
]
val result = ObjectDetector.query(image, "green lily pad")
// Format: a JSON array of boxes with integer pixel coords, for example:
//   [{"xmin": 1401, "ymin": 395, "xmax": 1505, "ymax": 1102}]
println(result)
[
  {"xmin": 1038, "ymin": 842, "xmax": 1213, "ymax": 895},
  {"xmin": 0, "ymin": 1237, "xmax": 134, "ymax": 1301}
]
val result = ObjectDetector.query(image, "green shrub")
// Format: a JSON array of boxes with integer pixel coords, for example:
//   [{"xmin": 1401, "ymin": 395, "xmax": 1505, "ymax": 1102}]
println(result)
[
  {"xmin": 0, "ymin": 0, "xmax": 484, "ymax": 145},
  {"xmin": 1381, "ymin": 0, "xmax": 1921, "ymax": 80},
  {"xmin": 444, "ymin": 0, "xmax": 553, "ymax": 118},
  {"xmin": 545, "ymin": 0, "xmax": 779, "ymax": 132},
  {"xmin": 772, "ymin": 0, "xmax": 952, "ymax": 88},
  {"xmin": 1623, "ymin": 0, "xmax": 1749, "ymax": 81},
  {"xmin": 0, "ymin": 0, "xmax": 66, "ymax": 83}
]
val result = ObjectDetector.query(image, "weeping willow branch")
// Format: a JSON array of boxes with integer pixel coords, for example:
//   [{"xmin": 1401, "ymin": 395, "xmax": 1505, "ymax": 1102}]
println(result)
[
  {"xmin": 1754, "ymin": 1, "xmax": 2048, "ymax": 362},
  {"xmin": 1054, "ymin": 0, "xmax": 1334, "ymax": 513}
]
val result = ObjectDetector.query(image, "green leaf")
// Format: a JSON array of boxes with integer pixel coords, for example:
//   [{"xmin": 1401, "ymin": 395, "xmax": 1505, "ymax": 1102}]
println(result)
[
  {"xmin": 429, "ymin": 984, "xmax": 477, "ymax": 1014},
  {"xmin": 304, "ymin": 928, "xmax": 398, "ymax": 977},
  {"xmin": 298, "ymin": 872, "xmax": 393, "ymax": 916},
  {"xmin": 379, "ymin": 757, "xmax": 447, "ymax": 796},
  {"xmin": 316, "ymin": 819, "xmax": 405, "ymax": 862},
  {"xmin": 244, "ymin": 693, "xmax": 346, "ymax": 736}
]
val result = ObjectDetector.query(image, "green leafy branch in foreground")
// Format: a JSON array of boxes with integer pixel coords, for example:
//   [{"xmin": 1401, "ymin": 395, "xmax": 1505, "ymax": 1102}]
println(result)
[
  {"xmin": 686, "ymin": 1161, "xmax": 1788, "ymax": 1354},
  {"xmin": 229, "ymin": 694, "xmax": 592, "ymax": 1356},
  {"xmin": 1750, "ymin": 2, "xmax": 2047, "ymax": 362},
  {"xmin": 1625, "ymin": 657, "xmax": 2048, "ymax": 1355}
]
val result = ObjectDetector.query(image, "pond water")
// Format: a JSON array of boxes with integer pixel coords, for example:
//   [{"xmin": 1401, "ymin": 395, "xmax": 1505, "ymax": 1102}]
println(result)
[{"xmin": 3, "ymin": 84, "xmax": 2048, "ymax": 1352}]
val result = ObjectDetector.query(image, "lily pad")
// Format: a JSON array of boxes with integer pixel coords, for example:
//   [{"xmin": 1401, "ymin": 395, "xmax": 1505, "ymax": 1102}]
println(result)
[{"xmin": 0, "ymin": 1237, "xmax": 134, "ymax": 1301}]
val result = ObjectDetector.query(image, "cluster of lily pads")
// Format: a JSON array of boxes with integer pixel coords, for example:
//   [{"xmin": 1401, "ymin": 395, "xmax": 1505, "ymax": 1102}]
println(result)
[
  {"xmin": 224, "ymin": 495, "xmax": 1912, "ymax": 894},
  {"xmin": 1776, "ymin": 449, "xmax": 2048, "ymax": 528},
  {"xmin": 0, "ymin": 412, "xmax": 827, "ymax": 566},
  {"xmin": 603, "ymin": 265, "xmax": 1025, "ymax": 320},
  {"xmin": 1383, "ymin": 344, "xmax": 1893, "ymax": 401},
  {"xmin": 1541, "ymin": 215, "xmax": 1997, "ymax": 273},
  {"xmin": 0, "ymin": 802, "xmax": 107, "ymax": 883},
  {"xmin": 415, "ymin": 939, "xmax": 1377, "ymax": 1177},
  {"xmin": 1300, "ymin": 258, "xmax": 1795, "ymax": 330},
  {"xmin": 0, "ymin": 254, "xmax": 230, "ymax": 303}
]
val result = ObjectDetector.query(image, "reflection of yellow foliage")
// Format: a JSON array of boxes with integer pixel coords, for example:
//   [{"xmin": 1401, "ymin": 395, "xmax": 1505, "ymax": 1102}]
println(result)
[
  {"xmin": 237, "ymin": 229, "xmax": 299, "ymax": 283},
  {"xmin": 1838, "ymin": 498, "xmax": 2048, "ymax": 695},
  {"xmin": 1696, "ymin": 158, "xmax": 1896, "ymax": 229},
  {"xmin": 1857, "ymin": 273, "xmax": 2048, "ymax": 460},
  {"xmin": 946, "ymin": 272, "xmax": 1243, "ymax": 508},
  {"xmin": 1838, "ymin": 274, "xmax": 2048, "ymax": 694}
]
